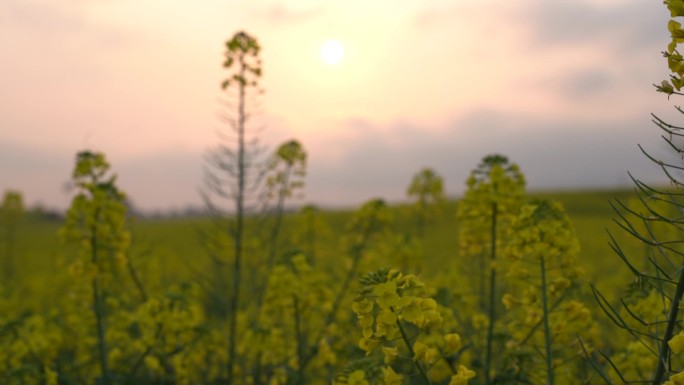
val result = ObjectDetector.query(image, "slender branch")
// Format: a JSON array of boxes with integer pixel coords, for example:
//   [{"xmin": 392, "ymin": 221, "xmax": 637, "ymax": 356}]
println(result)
[
  {"xmin": 227, "ymin": 55, "xmax": 247, "ymax": 385},
  {"xmin": 485, "ymin": 202, "xmax": 498, "ymax": 385},
  {"xmin": 394, "ymin": 313, "xmax": 431, "ymax": 385},
  {"xmin": 652, "ymin": 265, "xmax": 684, "ymax": 384},
  {"xmin": 540, "ymin": 257, "xmax": 555, "ymax": 385},
  {"xmin": 91, "ymin": 208, "xmax": 111, "ymax": 385}
]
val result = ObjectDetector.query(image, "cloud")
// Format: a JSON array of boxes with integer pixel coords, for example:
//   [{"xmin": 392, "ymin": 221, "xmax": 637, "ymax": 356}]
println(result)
[
  {"xmin": 116, "ymin": 150, "xmax": 205, "ymax": 211},
  {"xmin": 518, "ymin": 0, "xmax": 667, "ymax": 51},
  {"xmin": 304, "ymin": 109, "xmax": 671, "ymax": 208},
  {"xmin": 1, "ymin": 108, "xmax": 675, "ymax": 213},
  {"xmin": 411, "ymin": 0, "xmax": 667, "ymax": 53},
  {"xmin": 0, "ymin": 140, "xmax": 208, "ymax": 212},
  {"xmin": 0, "ymin": 140, "xmax": 73, "ymax": 210},
  {"xmin": 534, "ymin": 68, "xmax": 614, "ymax": 99}
]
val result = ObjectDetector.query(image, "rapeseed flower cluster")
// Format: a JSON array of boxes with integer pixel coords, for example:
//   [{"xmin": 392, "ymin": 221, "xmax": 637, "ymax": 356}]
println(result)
[
  {"xmin": 344, "ymin": 268, "xmax": 474, "ymax": 385},
  {"xmin": 451, "ymin": 154, "xmax": 526, "ymax": 384},
  {"xmin": 658, "ymin": 0, "xmax": 684, "ymax": 92},
  {"xmin": 503, "ymin": 199, "xmax": 596, "ymax": 385}
]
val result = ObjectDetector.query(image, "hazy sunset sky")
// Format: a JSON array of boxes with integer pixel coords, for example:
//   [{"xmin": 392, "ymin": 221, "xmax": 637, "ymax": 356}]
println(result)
[{"xmin": 0, "ymin": 0, "xmax": 678, "ymax": 211}]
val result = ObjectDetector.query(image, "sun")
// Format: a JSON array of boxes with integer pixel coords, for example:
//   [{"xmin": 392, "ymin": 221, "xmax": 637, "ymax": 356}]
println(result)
[{"xmin": 320, "ymin": 40, "xmax": 345, "ymax": 65}]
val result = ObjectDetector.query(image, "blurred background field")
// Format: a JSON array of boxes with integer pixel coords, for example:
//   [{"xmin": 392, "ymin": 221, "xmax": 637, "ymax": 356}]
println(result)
[{"xmin": 9, "ymin": 188, "xmax": 638, "ymax": 303}]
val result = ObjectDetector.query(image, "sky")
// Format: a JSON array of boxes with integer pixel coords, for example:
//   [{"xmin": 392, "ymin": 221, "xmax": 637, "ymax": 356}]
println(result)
[{"xmin": 0, "ymin": 0, "xmax": 680, "ymax": 212}]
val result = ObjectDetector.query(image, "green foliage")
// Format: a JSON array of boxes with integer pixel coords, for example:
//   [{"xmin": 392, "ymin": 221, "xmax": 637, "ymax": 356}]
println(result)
[
  {"xmin": 588, "ymin": 183, "xmax": 684, "ymax": 384},
  {"xmin": 8, "ymin": 7, "xmax": 684, "ymax": 384},
  {"xmin": 503, "ymin": 199, "xmax": 595, "ymax": 385},
  {"xmin": 206, "ymin": 30, "xmax": 267, "ymax": 385},
  {"xmin": 407, "ymin": 168, "xmax": 445, "ymax": 236},
  {"xmin": 459, "ymin": 154, "xmax": 526, "ymax": 211},
  {"xmin": 453, "ymin": 154, "xmax": 526, "ymax": 385},
  {"xmin": 0, "ymin": 191, "xmax": 24, "ymax": 221},
  {"xmin": 0, "ymin": 177, "xmax": 653, "ymax": 385},
  {"xmin": 265, "ymin": 139, "xmax": 307, "ymax": 211},
  {"xmin": 59, "ymin": 150, "xmax": 130, "ymax": 385},
  {"xmin": 0, "ymin": 190, "xmax": 25, "ymax": 284},
  {"xmin": 61, "ymin": 151, "xmax": 130, "ymax": 260},
  {"xmin": 346, "ymin": 199, "xmax": 392, "ymax": 253},
  {"xmin": 264, "ymin": 139, "xmax": 308, "ymax": 264},
  {"xmin": 583, "ymin": 5, "xmax": 684, "ymax": 385},
  {"xmin": 222, "ymin": 31, "xmax": 262, "ymax": 89},
  {"xmin": 456, "ymin": 154, "xmax": 526, "ymax": 295},
  {"xmin": 244, "ymin": 253, "xmax": 339, "ymax": 385},
  {"xmin": 291, "ymin": 204, "xmax": 333, "ymax": 265}
]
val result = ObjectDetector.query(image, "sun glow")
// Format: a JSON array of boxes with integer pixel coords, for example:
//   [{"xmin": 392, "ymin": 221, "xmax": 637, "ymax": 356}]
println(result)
[{"xmin": 320, "ymin": 40, "xmax": 345, "ymax": 65}]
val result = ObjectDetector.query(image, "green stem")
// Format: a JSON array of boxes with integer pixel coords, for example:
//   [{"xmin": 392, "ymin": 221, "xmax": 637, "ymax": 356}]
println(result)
[
  {"xmin": 652, "ymin": 265, "xmax": 684, "ymax": 385},
  {"xmin": 3, "ymin": 223, "xmax": 15, "ymax": 285},
  {"xmin": 268, "ymin": 166, "xmax": 291, "ymax": 265},
  {"xmin": 395, "ymin": 314, "xmax": 431, "ymax": 385},
  {"xmin": 294, "ymin": 295, "xmax": 306, "ymax": 384},
  {"xmin": 252, "ymin": 166, "xmax": 292, "ymax": 319},
  {"xmin": 227, "ymin": 58, "xmax": 247, "ymax": 385},
  {"xmin": 416, "ymin": 199, "xmax": 425, "ymax": 238},
  {"xmin": 485, "ymin": 202, "xmax": 498, "ymax": 385},
  {"xmin": 540, "ymin": 256, "xmax": 555, "ymax": 385},
  {"xmin": 91, "ymin": 211, "xmax": 111, "ymax": 385},
  {"xmin": 126, "ymin": 252, "xmax": 148, "ymax": 303},
  {"xmin": 306, "ymin": 215, "xmax": 317, "ymax": 264},
  {"xmin": 321, "ymin": 245, "xmax": 362, "ymax": 333}
]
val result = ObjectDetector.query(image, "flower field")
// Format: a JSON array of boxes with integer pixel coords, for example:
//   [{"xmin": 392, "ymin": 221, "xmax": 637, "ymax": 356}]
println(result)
[
  {"xmin": 0, "ymin": 154, "xmax": 665, "ymax": 384},
  {"xmin": 5, "ymin": 2, "xmax": 684, "ymax": 382}
]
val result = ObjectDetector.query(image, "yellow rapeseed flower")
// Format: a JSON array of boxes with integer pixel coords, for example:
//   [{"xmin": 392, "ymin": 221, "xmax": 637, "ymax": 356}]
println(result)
[
  {"xmin": 348, "ymin": 370, "xmax": 369, "ymax": 385},
  {"xmin": 444, "ymin": 333, "xmax": 462, "ymax": 355},
  {"xmin": 665, "ymin": 371, "xmax": 684, "ymax": 385},
  {"xmin": 502, "ymin": 294, "xmax": 517, "ymax": 309},
  {"xmin": 402, "ymin": 298, "xmax": 423, "ymax": 325},
  {"xmin": 382, "ymin": 346, "xmax": 398, "ymax": 364},
  {"xmin": 424, "ymin": 347, "xmax": 440, "ymax": 365},
  {"xmin": 377, "ymin": 310, "xmax": 398, "ymax": 327},
  {"xmin": 448, "ymin": 365, "xmax": 476, "ymax": 385},
  {"xmin": 359, "ymin": 336, "xmax": 379, "ymax": 354},
  {"xmin": 669, "ymin": 332, "xmax": 684, "ymax": 354},
  {"xmin": 353, "ymin": 299, "xmax": 374, "ymax": 314},
  {"xmin": 45, "ymin": 368, "xmax": 59, "ymax": 385},
  {"xmin": 383, "ymin": 366, "xmax": 404, "ymax": 385},
  {"xmin": 413, "ymin": 341, "xmax": 428, "ymax": 363},
  {"xmin": 374, "ymin": 282, "xmax": 401, "ymax": 310}
]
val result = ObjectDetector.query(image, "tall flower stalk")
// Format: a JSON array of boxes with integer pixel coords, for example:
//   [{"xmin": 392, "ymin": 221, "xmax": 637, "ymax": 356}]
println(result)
[
  {"xmin": 203, "ymin": 30, "xmax": 265, "ymax": 385},
  {"xmin": 456, "ymin": 154, "xmax": 525, "ymax": 384},
  {"xmin": 60, "ymin": 151, "xmax": 130, "ymax": 385},
  {"xmin": 504, "ymin": 199, "xmax": 592, "ymax": 385}
]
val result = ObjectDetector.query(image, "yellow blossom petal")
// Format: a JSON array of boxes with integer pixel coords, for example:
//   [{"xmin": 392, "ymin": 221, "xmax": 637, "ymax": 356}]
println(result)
[
  {"xmin": 353, "ymin": 299, "xmax": 374, "ymax": 314},
  {"xmin": 348, "ymin": 370, "xmax": 369, "ymax": 385},
  {"xmin": 374, "ymin": 282, "xmax": 401, "ymax": 310},
  {"xmin": 448, "ymin": 365, "xmax": 476, "ymax": 385},
  {"xmin": 413, "ymin": 341, "xmax": 427, "ymax": 362},
  {"xmin": 444, "ymin": 333, "xmax": 462, "ymax": 355},
  {"xmin": 383, "ymin": 366, "xmax": 404, "ymax": 385},
  {"xmin": 382, "ymin": 346, "xmax": 398, "ymax": 364},
  {"xmin": 670, "ymin": 332, "xmax": 684, "ymax": 354}
]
